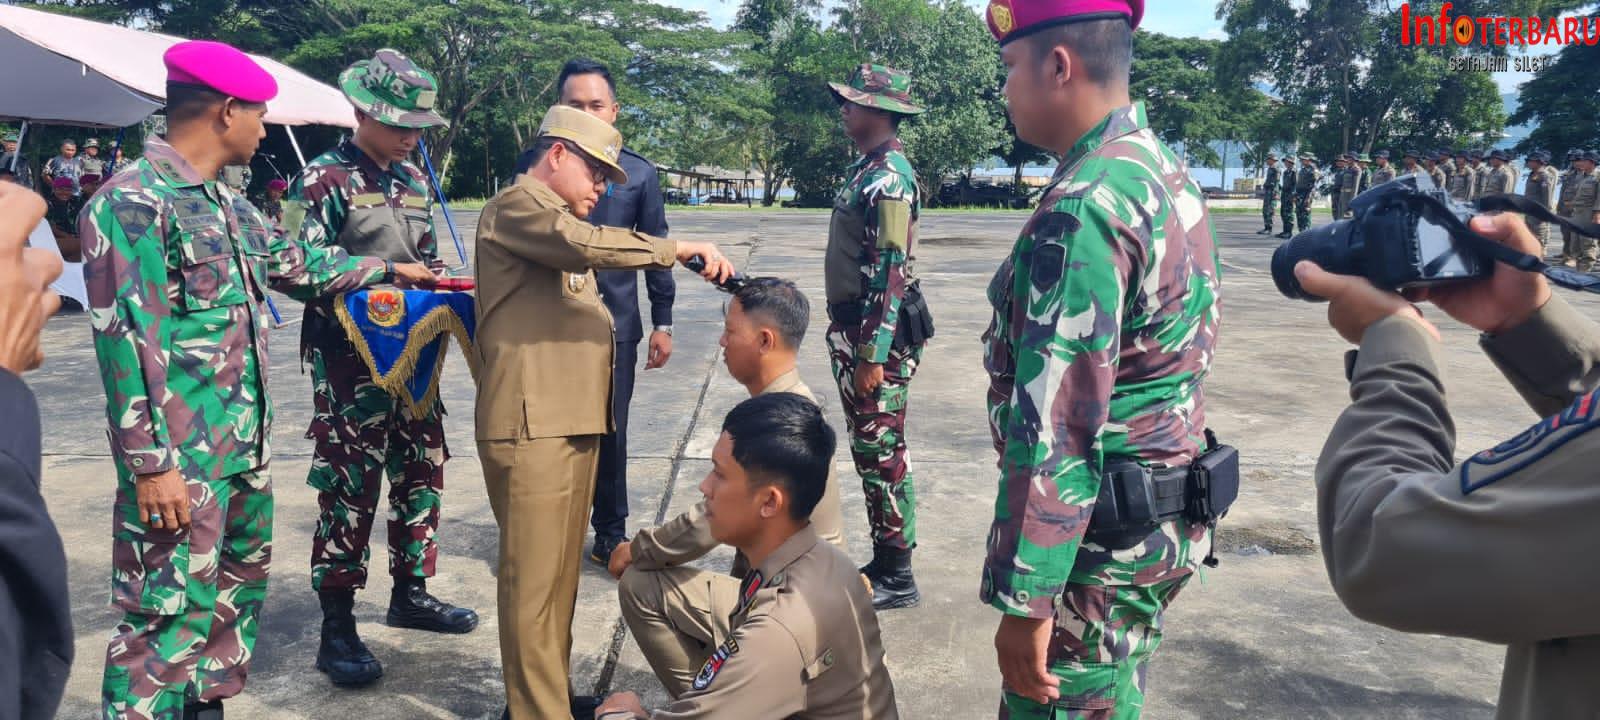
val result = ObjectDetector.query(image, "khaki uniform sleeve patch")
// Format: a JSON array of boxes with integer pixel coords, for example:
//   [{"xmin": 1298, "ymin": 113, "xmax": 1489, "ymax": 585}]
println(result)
[
  {"xmin": 282, "ymin": 201, "xmax": 308, "ymax": 240},
  {"xmin": 877, "ymin": 199, "xmax": 911, "ymax": 251}
]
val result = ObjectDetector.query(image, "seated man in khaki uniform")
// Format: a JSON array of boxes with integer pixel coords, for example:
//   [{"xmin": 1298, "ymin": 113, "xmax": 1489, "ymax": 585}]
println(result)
[
  {"xmin": 599, "ymin": 394, "xmax": 899, "ymax": 719},
  {"xmin": 607, "ymin": 276, "xmax": 846, "ymax": 581}
]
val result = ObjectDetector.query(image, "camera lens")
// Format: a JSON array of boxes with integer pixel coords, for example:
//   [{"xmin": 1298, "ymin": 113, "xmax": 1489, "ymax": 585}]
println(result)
[{"xmin": 1270, "ymin": 220, "xmax": 1361, "ymax": 301}]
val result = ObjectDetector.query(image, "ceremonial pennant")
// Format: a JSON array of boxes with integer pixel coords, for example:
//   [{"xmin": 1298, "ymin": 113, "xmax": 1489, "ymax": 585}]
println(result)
[{"xmin": 334, "ymin": 289, "xmax": 478, "ymax": 416}]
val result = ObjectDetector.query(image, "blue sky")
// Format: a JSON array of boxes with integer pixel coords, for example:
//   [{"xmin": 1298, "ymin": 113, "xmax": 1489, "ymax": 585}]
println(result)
[{"xmin": 656, "ymin": 0, "xmax": 1546, "ymax": 93}]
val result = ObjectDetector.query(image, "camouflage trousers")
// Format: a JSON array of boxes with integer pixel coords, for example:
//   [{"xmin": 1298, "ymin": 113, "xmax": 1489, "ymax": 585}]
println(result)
[
  {"xmin": 1294, "ymin": 194, "xmax": 1313, "ymax": 233},
  {"xmin": 103, "ymin": 469, "xmax": 272, "ymax": 720},
  {"xmin": 999, "ymin": 577, "xmax": 1190, "ymax": 720},
  {"xmin": 1278, "ymin": 192, "xmax": 1294, "ymax": 233},
  {"xmin": 826, "ymin": 324, "xmax": 923, "ymax": 550},
  {"xmin": 304, "ymin": 331, "xmax": 448, "ymax": 591},
  {"xmin": 1259, "ymin": 188, "xmax": 1277, "ymax": 230}
]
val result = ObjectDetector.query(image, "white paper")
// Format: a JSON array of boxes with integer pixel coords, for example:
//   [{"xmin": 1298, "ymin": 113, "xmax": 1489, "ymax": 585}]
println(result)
[{"xmin": 27, "ymin": 216, "xmax": 88, "ymax": 309}]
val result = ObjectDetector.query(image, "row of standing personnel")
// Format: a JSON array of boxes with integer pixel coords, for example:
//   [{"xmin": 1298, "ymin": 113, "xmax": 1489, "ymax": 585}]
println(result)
[
  {"xmin": 1258, "ymin": 147, "xmax": 1600, "ymax": 266},
  {"xmin": 70, "ymin": 0, "xmax": 1232, "ymax": 718}
]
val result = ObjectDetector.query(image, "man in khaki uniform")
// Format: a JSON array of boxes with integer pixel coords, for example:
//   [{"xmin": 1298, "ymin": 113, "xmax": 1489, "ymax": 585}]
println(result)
[
  {"xmin": 598, "ymin": 394, "xmax": 898, "ymax": 719},
  {"xmin": 1292, "ymin": 213, "xmax": 1600, "ymax": 719},
  {"xmin": 473, "ymin": 105, "xmax": 732, "ymax": 720},
  {"xmin": 1482, "ymin": 149, "xmax": 1517, "ymax": 197},
  {"xmin": 607, "ymin": 276, "xmax": 846, "ymax": 586},
  {"xmin": 1558, "ymin": 149, "xmax": 1583, "ymax": 265},
  {"xmin": 1523, "ymin": 150, "xmax": 1559, "ymax": 256},
  {"xmin": 1564, "ymin": 151, "xmax": 1600, "ymax": 270}
]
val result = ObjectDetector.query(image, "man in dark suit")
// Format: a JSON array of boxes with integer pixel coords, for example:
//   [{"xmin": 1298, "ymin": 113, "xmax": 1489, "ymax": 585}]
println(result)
[
  {"xmin": 0, "ymin": 181, "xmax": 72, "ymax": 720},
  {"xmin": 548, "ymin": 58, "xmax": 676, "ymax": 566}
]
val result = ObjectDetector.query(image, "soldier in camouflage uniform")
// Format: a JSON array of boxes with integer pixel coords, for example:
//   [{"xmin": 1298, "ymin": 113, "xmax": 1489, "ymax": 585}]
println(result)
[
  {"xmin": 1256, "ymin": 152, "xmax": 1279, "ymax": 235},
  {"xmin": 1355, "ymin": 153, "xmax": 1372, "ymax": 195},
  {"xmin": 259, "ymin": 178, "xmax": 287, "ymax": 227},
  {"xmin": 82, "ymin": 41, "xmax": 434, "ymax": 720},
  {"xmin": 287, "ymin": 49, "xmax": 478, "ymax": 688},
  {"xmin": 824, "ymin": 63, "xmax": 931, "ymax": 610},
  {"xmin": 42, "ymin": 140, "xmax": 82, "ymax": 194},
  {"xmin": 1275, "ymin": 155, "xmax": 1296, "ymax": 238},
  {"xmin": 1336, "ymin": 154, "xmax": 1358, "ymax": 219},
  {"xmin": 987, "ymin": 3, "xmax": 1221, "ymax": 717},
  {"xmin": 1523, "ymin": 150, "xmax": 1559, "ymax": 256},
  {"xmin": 80, "ymin": 138, "xmax": 107, "ymax": 179},
  {"xmin": 1295, "ymin": 153, "xmax": 1318, "ymax": 232},
  {"xmin": 1369, "ymin": 150, "xmax": 1396, "ymax": 187},
  {"xmin": 1328, "ymin": 155, "xmax": 1348, "ymax": 219}
]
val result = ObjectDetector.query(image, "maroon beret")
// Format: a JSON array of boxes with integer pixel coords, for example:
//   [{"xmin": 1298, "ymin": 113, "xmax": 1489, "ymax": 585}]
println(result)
[{"xmin": 163, "ymin": 40, "xmax": 278, "ymax": 104}]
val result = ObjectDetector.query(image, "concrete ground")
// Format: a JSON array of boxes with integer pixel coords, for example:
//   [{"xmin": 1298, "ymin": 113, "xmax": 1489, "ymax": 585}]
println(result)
[{"xmin": 36, "ymin": 204, "xmax": 1579, "ymax": 719}]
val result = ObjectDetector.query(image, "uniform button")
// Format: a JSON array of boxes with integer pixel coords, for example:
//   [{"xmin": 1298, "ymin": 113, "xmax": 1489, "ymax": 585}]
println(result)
[
  {"xmin": 822, "ymin": 651, "xmax": 834, "ymax": 667},
  {"xmin": 1016, "ymin": 590, "xmax": 1030, "ymax": 603},
  {"xmin": 131, "ymin": 458, "xmax": 144, "ymax": 468},
  {"xmin": 772, "ymin": 572, "xmax": 785, "ymax": 585}
]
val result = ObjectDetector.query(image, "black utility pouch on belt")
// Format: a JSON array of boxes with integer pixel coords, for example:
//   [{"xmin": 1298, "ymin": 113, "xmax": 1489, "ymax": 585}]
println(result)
[
  {"xmin": 830, "ymin": 285, "xmax": 936, "ymax": 350},
  {"xmin": 1085, "ymin": 430, "xmax": 1239, "ymax": 562},
  {"xmin": 892, "ymin": 284, "xmax": 935, "ymax": 350}
]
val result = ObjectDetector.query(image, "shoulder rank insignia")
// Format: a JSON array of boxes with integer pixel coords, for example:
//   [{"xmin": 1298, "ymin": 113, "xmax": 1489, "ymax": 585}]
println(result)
[
  {"xmin": 1461, "ymin": 387, "xmax": 1600, "ymax": 493},
  {"xmin": 691, "ymin": 637, "xmax": 740, "ymax": 692}
]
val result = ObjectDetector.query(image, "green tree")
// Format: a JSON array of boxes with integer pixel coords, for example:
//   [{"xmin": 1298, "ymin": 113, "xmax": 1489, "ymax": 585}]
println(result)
[
  {"xmin": 1509, "ymin": 10, "xmax": 1600, "ymax": 156},
  {"xmin": 896, "ymin": 0, "xmax": 1006, "ymax": 200}
]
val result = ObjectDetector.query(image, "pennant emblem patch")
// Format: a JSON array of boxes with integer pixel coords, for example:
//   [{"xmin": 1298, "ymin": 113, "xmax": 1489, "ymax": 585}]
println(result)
[{"xmin": 691, "ymin": 637, "xmax": 740, "ymax": 692}]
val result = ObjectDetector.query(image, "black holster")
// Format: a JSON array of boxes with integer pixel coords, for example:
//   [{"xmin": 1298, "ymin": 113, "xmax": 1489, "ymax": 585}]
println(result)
[
  {"xmin": 1084, "ymin": 430, "xmax": 1239, "ymax": 552},
  {"xmin": 827, "ymin": 284, "xmax": 936, "ymax": 350}
]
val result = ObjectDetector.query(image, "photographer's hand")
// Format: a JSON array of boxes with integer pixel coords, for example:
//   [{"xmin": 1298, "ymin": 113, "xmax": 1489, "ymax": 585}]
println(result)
[
  {"xmin": 1406, "ymin": 213, "xmax": 1550, "ymax": 335},
  {"xmin": 1294, "ymin": 261, "xmax": 1438, "ymax": 345}
]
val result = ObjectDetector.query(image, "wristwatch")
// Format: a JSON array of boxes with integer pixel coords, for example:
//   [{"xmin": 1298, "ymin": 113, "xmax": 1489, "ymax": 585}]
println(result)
[
  {"xmin": 653, "ymin": 325, "xmax": 673, "ymax": 336},
  {"xmin": 382, "ymin": 260, "xmax": 396, "ymax": 284}
]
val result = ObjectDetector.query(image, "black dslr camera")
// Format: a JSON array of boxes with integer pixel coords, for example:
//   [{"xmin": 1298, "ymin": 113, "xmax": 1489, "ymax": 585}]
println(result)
[{"xmin": 1272, "ymin": 175, "xmax": 1488, "ymax": 300}]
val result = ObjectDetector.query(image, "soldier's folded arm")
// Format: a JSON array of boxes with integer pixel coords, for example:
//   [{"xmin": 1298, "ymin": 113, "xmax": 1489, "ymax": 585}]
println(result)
[
  {"xmin": 79, "ymin": 192, "xmax": 177, "ymax": 473},
  {"xmin": 486, "ymin": 185, "xmax": 675, "ymax": 272},
  {"xmin": 857, "ymin": 176, "xmax": 913, "ymax": 363},
  {"xmin": 1318, "ymin": 303, "xmax": 1600, "ymax": 645},
  {"xmin": 647, "ymin": 614, "xmax": 809, "ymax": 719},
  {"xmin": 629, "ymin": 501, "xmax": 716, "ymax": 571},
  {"xmin": 983, "ymin": 200, "xmax": 1130, "ymax": 620}
]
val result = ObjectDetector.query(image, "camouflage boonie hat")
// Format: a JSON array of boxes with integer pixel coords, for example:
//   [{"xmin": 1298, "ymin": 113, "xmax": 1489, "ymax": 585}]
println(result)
[
  {"xmin": 2, "ymin": 132, "xmax": 16, "ymax": 142},
  {"xmin": 828, "ymin": 63, "xmax": 926, "ymax": 116},
  {"xmin": 84, "ymin": 138, "xmax": 99, "ymax": 148},
  {"xmin": 1298, "ymin": 152, "xmax": 1315, "ymax": 161},
  {"xmin": 1356, "ymin": 153, "xmax": 1371, "ymax": 163},
  {"xmin": 340, "ymin": 49, "xmax": 448, "ymax": 129}
]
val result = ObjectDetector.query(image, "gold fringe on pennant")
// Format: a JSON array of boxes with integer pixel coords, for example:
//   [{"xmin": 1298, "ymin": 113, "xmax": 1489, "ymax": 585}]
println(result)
[{"xmin": 333, "ymin": 292, "xmax": 482, "ymax": 417}]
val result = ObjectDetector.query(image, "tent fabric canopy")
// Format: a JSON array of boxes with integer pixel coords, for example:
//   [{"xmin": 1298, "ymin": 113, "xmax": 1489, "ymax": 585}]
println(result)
[{"xmin": 0, "ymin": 5, "xmax": 354, "ymax": 128}]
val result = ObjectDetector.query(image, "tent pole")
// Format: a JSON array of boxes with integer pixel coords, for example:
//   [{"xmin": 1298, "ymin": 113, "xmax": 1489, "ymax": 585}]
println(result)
[
  {"xmin": 10, "ymin": 121, "xmax": 26, "ymax": 172},
  {"xmin": 285, "ymin": 125, "xmax": 308, "ymax": 167},
  {"xmin": 418, "ymin": 138, "xmax": 468, "ymax": 269}
]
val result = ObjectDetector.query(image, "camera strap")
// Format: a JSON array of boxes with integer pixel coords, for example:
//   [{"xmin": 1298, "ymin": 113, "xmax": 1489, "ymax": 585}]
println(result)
[{"xmin": 1410, "ymin": 192, "xmax": 1600, "ymax": 294}]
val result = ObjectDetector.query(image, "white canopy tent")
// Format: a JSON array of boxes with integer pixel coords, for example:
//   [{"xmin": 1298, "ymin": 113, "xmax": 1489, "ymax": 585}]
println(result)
[{"xmin": 0, "ymin": 4, "xmax": 355, "ymax": 129}]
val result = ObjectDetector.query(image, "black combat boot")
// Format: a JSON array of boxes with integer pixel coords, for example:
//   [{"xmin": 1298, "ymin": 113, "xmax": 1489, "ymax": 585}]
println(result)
[
  {"xmin": 1274, "ymin": 229, "xmax": 1293, "ymax": 239},
  {"xmin": 316, "ymin": 590, "xmax": 383, "ymax": 686},
  {"xmin": 1256, "ymin": 225, "xmax": 1272, "ymax": 235},
  {"xmin": 386, "ymin": 577, "xmax": 479, "ymax": 634},
  {"xmin": 862, "ymin": 545, "xmax": 920, "ymax": 610},
  {"xmin": 182, "ymin": 699, "xmax": 223, "ymax": 720}
]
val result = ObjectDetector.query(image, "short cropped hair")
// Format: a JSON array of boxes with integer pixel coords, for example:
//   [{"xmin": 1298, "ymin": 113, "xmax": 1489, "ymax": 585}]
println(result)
[
  {"xmin": 165, "ymin": 82, "xmax": 263, "ymax": 128},
  {"xmin": 515, "ymin": 136, "xmax": 582, "ymax": 175},
  {"xmin": 722, "ymin": 393, "xmax": 835, "ymax": 521},
  {"xmin": 558, "ymin": 58, "xmax": 617, "ymax": 101},
  {"xmin": 733, "ymin": 277, "xmax": 810, "ymax": 350},
  {"xmin": 1027, "ymin": 17, "xmax": 1132, "ymax": 88}
]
